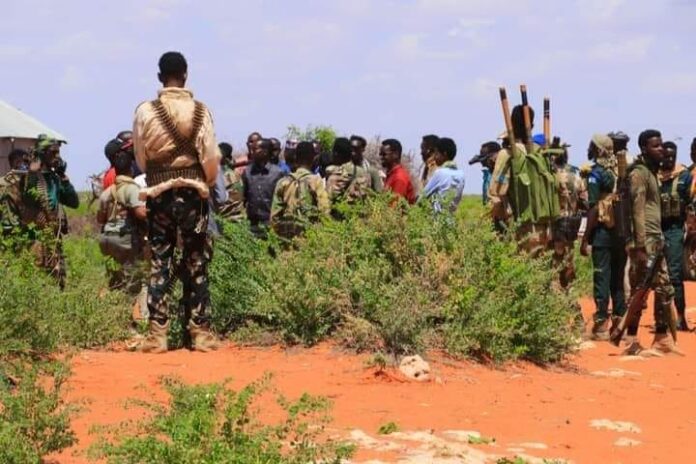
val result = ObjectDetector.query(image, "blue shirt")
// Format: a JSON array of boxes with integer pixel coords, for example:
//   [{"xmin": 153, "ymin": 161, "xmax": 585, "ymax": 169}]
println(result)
[
  {"xmin": 420, "ymin": 161, "xmax": 466, "ymax": 213},
  {"xmin": 481, "ymin": 168, "xmax": 491, "ymax": 205}
]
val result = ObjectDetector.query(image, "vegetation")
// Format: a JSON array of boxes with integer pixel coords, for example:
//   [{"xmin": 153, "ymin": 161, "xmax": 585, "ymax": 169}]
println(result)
[{"xmin": 90, "ymin": 375, "xmax": 355, "ymax": 464}]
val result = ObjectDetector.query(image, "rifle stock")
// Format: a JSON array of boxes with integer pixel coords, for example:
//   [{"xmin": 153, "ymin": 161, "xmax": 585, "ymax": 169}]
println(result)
[
  {"xmin": 499, "ymin": 87, "xmax": 517, "ymax": 155},
  {"xmin": 610, "ymin": 245, "xmax": 665, "ymax": 346}
]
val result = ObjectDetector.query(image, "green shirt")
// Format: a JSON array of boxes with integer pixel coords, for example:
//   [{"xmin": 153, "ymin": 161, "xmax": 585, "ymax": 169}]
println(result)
[{"xmin": 629, "ymin": 157, "xmax": 662, "ymax": 248}]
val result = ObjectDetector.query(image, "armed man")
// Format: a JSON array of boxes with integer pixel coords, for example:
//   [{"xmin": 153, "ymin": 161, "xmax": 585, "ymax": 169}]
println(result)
[
  {"xmin": 659, "ymin": 141, "xmax": 692, "ymax": 331},
  {"xmin": 580, "ymin": 134, "xmax": 627, "ymax": 340},
  {"xmin": 0, "ymin": 136, "xmax": 79, "ymax": 289},
  {"xmin": 326, "ymin": 137, "xmax": 373, "ymax": 209},
  {"xmin": 469, "ymin": 141, "xmax": 501, "ymax": 206},
  {"xmin": 132, "ymin": 51, "xmax": 221, "ymax": 353},
  {"xmin": 350, "ymin": 135, "xmax": 384, "ymax": 193},
  {"xmin": 622, "ymin": 129, "xmax": 682, "ymax": 356},
  {"xmin": 217, "ymin": 142, "xmax": 246, "ymax": 222},
  {"xmin": 551, "ymin": 143, "xmax": 586, "ymax": 290},
  {"xmin": 490, "ymin": 87, "xmax": 559, "ymax": 256}
]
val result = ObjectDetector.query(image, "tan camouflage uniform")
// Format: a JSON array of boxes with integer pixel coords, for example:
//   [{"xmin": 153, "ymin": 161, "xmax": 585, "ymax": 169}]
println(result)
[
  {"xmin": 270, "ymin": 167, "xmax": 330, "ymax": 240},
  {"xmin": 553, "ymin": 165, "xmax": 586, "ymax": 289},
  {"xmin": 218, "ymin": 165, "xmax": 245, "ymax": 221},
  {"xmin": 326, "ymin": 161, "xmax": 372, "ymax": 204}
]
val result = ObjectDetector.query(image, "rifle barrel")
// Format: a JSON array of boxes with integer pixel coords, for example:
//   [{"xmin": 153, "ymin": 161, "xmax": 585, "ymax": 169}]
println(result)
[
  {"xmin": 520, "ymin": 85, "xmax": 533, "ymax": 152},
  {"xmin": 543, "ymin": 97, "xmax": 551, "ymax": 148}
]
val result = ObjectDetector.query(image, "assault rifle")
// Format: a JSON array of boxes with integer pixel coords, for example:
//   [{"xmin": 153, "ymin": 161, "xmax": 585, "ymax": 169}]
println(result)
[
  {"xmin": 612, "ymin": 150, "xmax": 632, "ymax": 242},
  {"xmin": 609, "ymin": 244, "xmax": 672, "ymax": 346}
]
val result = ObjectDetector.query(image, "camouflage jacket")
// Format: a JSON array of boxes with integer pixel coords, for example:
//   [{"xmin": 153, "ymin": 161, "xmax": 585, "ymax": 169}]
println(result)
[
  {"xmin": 218, "ymin": 165, "xmax": 245, "ymax": 221},
  {"xmin": 325, "ymin": 161, "xmax": 372, "ymax": 203},
  {"xmin": 555, "ymin": 164, "xmax": 586, "ymax": 217},
  {"xmin": 271, "ymin": 168, "xmax": 330, "ymax": 234}
]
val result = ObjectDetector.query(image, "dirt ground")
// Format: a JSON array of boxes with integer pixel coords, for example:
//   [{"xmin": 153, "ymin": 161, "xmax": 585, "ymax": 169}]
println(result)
[{"xmin": 52, "ymin": 284, "xmax": 696, "ymax": 463}]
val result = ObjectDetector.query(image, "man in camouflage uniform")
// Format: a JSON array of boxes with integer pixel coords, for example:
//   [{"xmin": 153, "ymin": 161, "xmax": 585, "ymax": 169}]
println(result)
[
  {"xmin": 624, "ymin": 129, "xmax": 681, "ymax": 356},
  {"xmin": 659, "ymin": 141, "xmax": 692, "ymax": 331},
  {"xmin": 217, "ymin": 142, "xmax": 246, "ymax": 221},
  {"xmin": 132, "ymin": 51, "xmax": 221, "ymax": 353},
  {"xmin": 0, "ymin": 136, "xmax": 79, "ymax": 289},
  {"xmin": 551, "ymin": 145, "xmax": 586, "ymax": 290},
  {"xmin": 326, "ymin": 137, "xmax": 372, "ymax": 210},
  {"xmin": 580, "ymin": 134, "xmax": 628, "ymax": 340},
  {"xmin": 271, "ymin": 141, "xmax": 330, "ymax": 241},
  {"xmin": 350, "ymin": 135, "xmax": 384, "ymax": 193}
]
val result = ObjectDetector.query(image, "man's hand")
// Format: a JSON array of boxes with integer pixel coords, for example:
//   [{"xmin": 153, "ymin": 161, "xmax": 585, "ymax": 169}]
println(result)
[
  {"xmin": 580, "ymin": 239, "xmax": 590, "ymax": 257},
  {"xmin": 54, "ymin": 157, "xmax": 67, "ymax": 178},
  {"xmin": 631, "ymin": 247, "xmax": 648, "ymax": 272}
]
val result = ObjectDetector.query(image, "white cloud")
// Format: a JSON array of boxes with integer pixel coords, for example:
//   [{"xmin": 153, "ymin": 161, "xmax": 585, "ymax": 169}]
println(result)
[
  {"xmin": 59, "ymin": 66, "xmax": 88, "ymax": 91},
  {"xmin": 643, "ymin": 72, "xmax": 696, "ymax": 94},
  {"xmin": 587, "ymin": 36, "xmax": 653, "ymax": 62}
]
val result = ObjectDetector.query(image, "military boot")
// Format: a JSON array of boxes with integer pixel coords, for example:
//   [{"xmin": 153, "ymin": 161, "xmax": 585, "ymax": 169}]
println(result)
[
  {"xmin": 650, "ymin": 333, "xmax": 685, "ymax": 356},
  {"xmin": 591, "ymin": 319, "xmax": 610, "ymax": 341},
  {"xmin": 188, "ymin": 320, "xmax": 220, "ymax": 352},
  {"xmin": 132, "ymin": 320, "xmax": 169, "ymax": 354},
  {"xmin": 621, "ymin": 336, "xmax": 645, "ymax": 356},
  {"xmin": 677, "ymin": 311, "xmax": 690, "ymax": 332}
]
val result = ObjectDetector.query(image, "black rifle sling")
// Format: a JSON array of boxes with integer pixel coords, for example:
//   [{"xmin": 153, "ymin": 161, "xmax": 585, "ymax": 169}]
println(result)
[{"xmin": 150, "ymin": 99, "xmax": 206, "ymax": 165}]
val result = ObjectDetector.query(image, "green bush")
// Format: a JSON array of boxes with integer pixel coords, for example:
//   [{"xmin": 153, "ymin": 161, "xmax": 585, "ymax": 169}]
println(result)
[
  {"xmin": 90, "ymin": 375, "xmax": 354, "ymax": 464},
  {"xmin": 0, "ymin": 360, "xmax": 76, "ymax": 464}
]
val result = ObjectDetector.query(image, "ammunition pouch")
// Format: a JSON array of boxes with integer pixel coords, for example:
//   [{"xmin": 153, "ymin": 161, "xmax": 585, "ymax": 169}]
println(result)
[
  {"xmin": 553, "ymin": 215, "xmax": 582, "ymax": 242},
  {"xmin": 660, "ymin": 192, "xmax": 682, "ymax": 220},
  {"xmin": 145, "ymin": 165, "xmax": 205, "ymax": 187},
  {"xmin": 597, "ymin": 194, "xmax": 615, "ymax": 228}
]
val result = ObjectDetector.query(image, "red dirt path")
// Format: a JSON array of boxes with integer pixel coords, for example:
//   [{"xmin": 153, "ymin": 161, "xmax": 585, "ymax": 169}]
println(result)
[{"xmin": 53, "ymin": 285, "xmax": 696, "ymax": 463}]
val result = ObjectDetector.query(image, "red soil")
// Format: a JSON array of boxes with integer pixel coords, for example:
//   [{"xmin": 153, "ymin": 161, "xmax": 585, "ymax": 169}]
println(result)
[{"xmin": 52, "ymin": 285, "xmax": 696, "ymax": 463}]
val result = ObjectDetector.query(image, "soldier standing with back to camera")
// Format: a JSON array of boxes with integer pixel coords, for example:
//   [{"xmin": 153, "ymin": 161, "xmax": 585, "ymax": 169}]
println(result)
[{"xmin": 132, "ymin": 51, "xmax": 221, "ymax": 353}]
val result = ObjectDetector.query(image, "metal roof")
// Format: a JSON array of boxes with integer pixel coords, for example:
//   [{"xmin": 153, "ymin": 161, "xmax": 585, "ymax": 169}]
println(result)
[{"xmin": 0, "ymin": 99, "xmax": 67, "ymax": 142}]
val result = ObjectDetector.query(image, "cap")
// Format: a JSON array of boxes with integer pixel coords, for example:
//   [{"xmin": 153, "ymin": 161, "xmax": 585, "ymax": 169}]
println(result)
[
  {"xmin": 608, "ymin": 131, "xmax": 630, "ymax": 142},
  {"xmin": 35, "ymin": 134, "xmax": 60, "ymax": 153},
  {"xmin": 532, "ymin": 133, "xmax": 546, "ymax": 146}
]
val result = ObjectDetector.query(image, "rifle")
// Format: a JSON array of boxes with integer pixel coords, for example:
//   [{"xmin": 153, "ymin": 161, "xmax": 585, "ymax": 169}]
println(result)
[
  {"xmin": 520, "ymin": 85, "xmax": 533, "ymax": 153},
  {"xmin": 543, "ymin": 97, "xmax": 551, "ymax": 149},
  {"xmin": 499, "ymin": 87, "xmax": 517, "ymax": 158},
  {"xmin": 609, "ymin": 244, "xmax": 667, "ymax": 346},
  {"xmin": 612, "ymin": 150, "xmax": 632, "ymax": 243}
]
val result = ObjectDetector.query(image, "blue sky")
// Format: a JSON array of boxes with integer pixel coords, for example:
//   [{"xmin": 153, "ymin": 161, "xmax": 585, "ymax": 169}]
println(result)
[{"xmin": 2, "ymin": 0, "xmax": 695, "ymax": 192}]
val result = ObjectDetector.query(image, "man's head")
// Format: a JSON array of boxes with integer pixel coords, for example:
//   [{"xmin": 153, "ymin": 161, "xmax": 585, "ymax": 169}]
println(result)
[
  {"xmin": 269, "ymin": 138, "xmax": 282, "ymax": 164},
  {"xmin": 420, "ymin": 134, "xmax": 439, "ymax": 163},
  {"xmin": 469, "ymin": 141, "xmax": 501, "ymax": 170},
  {"xmin": 35, "ymin": 134, "xmax": 61, "ymax": 168},
  {"xmin": 510, "ymin": 105, "xmax": 535, "ymax": 142},
  {"xmin": 295, "ymin": 141, "xmax": 315, "ymax": 169},
  {"xmin": 638, "ymin": 129, "xmax": 663, "ymax": 164},
  {"xmin": 332, "ymin": 137, "xmax": 352, "ymax": 165},
  {"xmin": 112, "ymin": 149, "xmax": 134, "ymax": 176},
  {"xmin": 588, "ymin": 133, "xmax": 613, "ymax": 161},
  {"xmin": 8, "ymin": 149, "xmax": 28, "ymax": 170},
  {"xmin": 662, "ymin": 141, "xmax": 677, "ymax": 171},
  {"xmin": 219, "ymin": 142, "xmax": 233, "ymax": 165},
  {"xmin": 434, "ymin": 137, "xmax": 457, "ymax": 166},
  {"xmin": 379, "ymin": 138, "xmax": 402, "ymax": 170},
  {"xmin": 350, "ymin": 135, "xmax": 367, "ymax": 164},
  {"xmin": 251, "ymin": 138, "xmax": 272, "ymax": 165},
  {"xmin": 158, "ymin": 51, "xmax": 187, "ymax": 87},
  {"xmin": 246, "ymin": 132, "xmax": 262, "ymax": 154},
  {"xmin": 284, "ymin": 139, "xmax": 299, "ymax": 168}
]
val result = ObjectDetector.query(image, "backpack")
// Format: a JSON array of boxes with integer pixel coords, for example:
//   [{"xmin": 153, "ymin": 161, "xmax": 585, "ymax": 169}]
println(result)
[{"xmin": 508, "ymin": 145, "xmax": 560, "ymax": 223}]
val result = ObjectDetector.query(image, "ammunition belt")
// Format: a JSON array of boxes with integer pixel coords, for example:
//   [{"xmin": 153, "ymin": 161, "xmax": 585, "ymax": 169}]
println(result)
[{"xmin": 145, "ymin": 165, "xmax": 204, "ymax": 187}]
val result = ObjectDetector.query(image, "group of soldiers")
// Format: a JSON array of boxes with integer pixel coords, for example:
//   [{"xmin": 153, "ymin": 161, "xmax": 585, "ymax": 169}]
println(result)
[
  {"xmin": 2, "ymin": 51, "xmax": 693, "ymax": 358},
  {"xmin": 468, "ymin": 91, "xmax": 695, "ymax": 357}
]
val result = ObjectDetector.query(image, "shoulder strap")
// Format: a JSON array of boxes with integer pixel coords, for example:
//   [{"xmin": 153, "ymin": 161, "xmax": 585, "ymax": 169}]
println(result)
[{"xmin": 150, "ymin": 99, "xmax": 206, "ymax": 158}]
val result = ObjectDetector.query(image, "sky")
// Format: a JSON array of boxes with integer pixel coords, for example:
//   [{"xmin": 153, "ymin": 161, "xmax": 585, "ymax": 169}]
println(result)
[{"xmin": 2, "ymin": 0, "xmax": 696, "ymax": 193}]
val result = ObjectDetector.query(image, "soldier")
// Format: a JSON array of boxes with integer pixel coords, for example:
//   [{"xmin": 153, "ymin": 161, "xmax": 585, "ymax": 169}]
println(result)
[
  {"xmin": 419, "ymin": 134, "xmax": 439, "ymax": 189},
  {"xmin": 242, "ymin": 138, "xmax": 284, "ymax": 238},
  {"xmin": 469, "ymin": 141, "xmax": 501, "ymax": 205},
  {"xmin": 551, "ymin": 144, "xmax": 586, "ymax": 290},
  {"xmin": 580, "ymin": 134, "xmax": 627, "ymax": 340},
  {"xmin": 270, "ymin": 137, "xmax": 291, "ymax": 174},
  {"xmin": 488, "ymin": 104, "xmax": 555, "ymax": 255},
  {"xmin": 0, "ymin": 136, "xmax": 79, "ymax": 288},
  {"xmin": 420, "ymin": 137, "xmax": 466, "ymax": 213},
  {"xmin": 350, "ymin": 135, "xmax": 384, "ymax": 192},
  {"xmin": 326, "ymin": 137, "xmax": 372, "ymax": 207},
  {"xmin": 132, "ymin": 51, "xmax": 221, "ymax": 353},
  {"xmin": 217, "ymin": 142, "xmax": 246, "ymax": 221},
  {"xmin": 624, "ymin": 129, "xmax": 681, "ymax": 355},
  {"xmin": 270, "ymin": 141, "xmax": 330, "ymax": 241},
  {"xmin": 8, "ymin": 149, "xmax": 28, "ymax": 171},
  {"xmin": 659, "ymin": 141, "xmax": 692, "ymax": 331}
]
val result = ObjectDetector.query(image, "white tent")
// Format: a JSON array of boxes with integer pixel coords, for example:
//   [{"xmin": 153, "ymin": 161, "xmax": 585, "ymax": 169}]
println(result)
[{"xmin": 0, "ymin": 99, "xmax": 67, "ymax": 174}]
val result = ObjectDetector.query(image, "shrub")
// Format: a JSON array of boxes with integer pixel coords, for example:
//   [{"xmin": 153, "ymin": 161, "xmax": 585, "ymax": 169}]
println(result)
[
  {"xmin": 0, "ymin": 360, "xmax": 76, "ymax": 464},
  {"xmin": 90, "ymin": 375, "xmax": 355, "ymax": 463}
]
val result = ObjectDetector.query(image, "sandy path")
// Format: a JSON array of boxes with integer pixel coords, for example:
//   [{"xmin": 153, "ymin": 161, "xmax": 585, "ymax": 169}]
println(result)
[{"xmin": 52, "ymin": 285, "xmax": 696, "ymax": 463}]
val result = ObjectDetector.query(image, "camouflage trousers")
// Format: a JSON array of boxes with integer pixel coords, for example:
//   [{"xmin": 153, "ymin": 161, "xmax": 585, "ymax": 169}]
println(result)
[
  {"xmin": 516, "ymin": 222, "xmax": 551, "ymax": 257},
  {"xmin": 627, "ymin": 239, "xmax": 675, "ymax": 335},
  {"xmin": 146, "ymin": 188, "xmax": 211, "ymax": 326},
  {"xmin": 31, "ymin": 239, "xmax": 66, "ymax": 290},
  {"xmin": 552, "ymin": 238, "xmax": 576, "ymax": 290}
]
